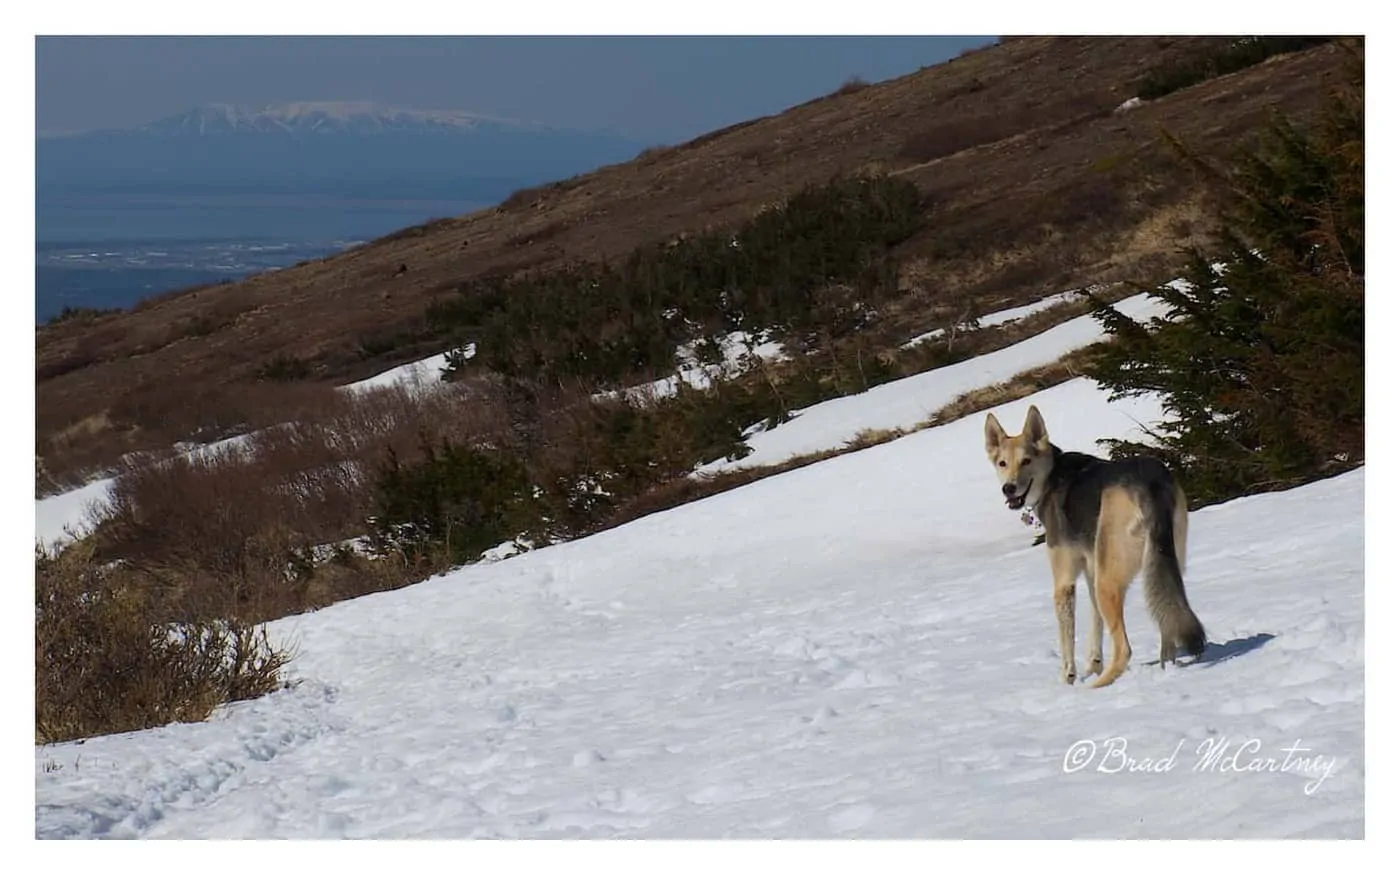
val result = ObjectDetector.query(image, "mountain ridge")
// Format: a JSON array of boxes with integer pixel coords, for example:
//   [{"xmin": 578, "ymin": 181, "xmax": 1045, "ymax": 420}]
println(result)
[
  {"xmin": 136, "ymin": 101, "xmax": 552, "ymax": 137},
  {"xmin": 36, "ymin": 99, "xmax": 645, "ymax": 203},
  {"xmin": 40, "ymin": 101, "xmax": 588, "ymax": 139}
]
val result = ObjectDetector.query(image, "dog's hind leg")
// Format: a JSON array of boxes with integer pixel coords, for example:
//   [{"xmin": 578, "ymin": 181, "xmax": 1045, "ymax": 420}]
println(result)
[
  {"xmin": 1090, "ymin": 488, "xmax": 1147, "ymax": 688},
  {"xmin": 1048, "ymin": 546, "xmax": 1082, "ymax": 684}
]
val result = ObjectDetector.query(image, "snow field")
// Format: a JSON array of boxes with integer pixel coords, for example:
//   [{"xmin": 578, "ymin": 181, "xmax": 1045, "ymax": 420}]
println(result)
[{"xmin": 35, "ymin": 378, "xmax": 1363, "ymax": 838}]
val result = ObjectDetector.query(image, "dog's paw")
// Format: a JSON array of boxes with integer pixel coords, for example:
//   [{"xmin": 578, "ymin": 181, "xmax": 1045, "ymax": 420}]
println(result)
[
  {"xmin": 1060, "ymin": 665, "xmax": 1078, "ymax": 685},
  {"xmin": 1084, "ymin": 657, "xmax": 1103, "ymax": 678}
]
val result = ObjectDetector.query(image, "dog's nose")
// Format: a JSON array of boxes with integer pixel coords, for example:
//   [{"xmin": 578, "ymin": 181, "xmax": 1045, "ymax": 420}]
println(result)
[{"xmin": 1002, "ymin": 483, "xmax": 1018, "ymax": 497}]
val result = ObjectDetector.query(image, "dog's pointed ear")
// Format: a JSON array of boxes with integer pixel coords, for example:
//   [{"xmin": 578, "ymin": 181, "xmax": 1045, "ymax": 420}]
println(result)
[
  {"xmin": 1024, "ymin": 405, "xmax": 1049, "ymax": 448},
  {"xmin": 984, "ymin": 412, "xmax": 1007, "ymax": 455}
]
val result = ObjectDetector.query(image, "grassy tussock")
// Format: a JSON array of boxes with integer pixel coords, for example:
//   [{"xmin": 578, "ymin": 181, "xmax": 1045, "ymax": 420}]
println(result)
[
  {"xmin": 35, "ymin": 540, "xmax": 292, "ymax": 744},
  {"xmin": 91, "ymin": 378, "xmax": 514, "ymax": 619}
]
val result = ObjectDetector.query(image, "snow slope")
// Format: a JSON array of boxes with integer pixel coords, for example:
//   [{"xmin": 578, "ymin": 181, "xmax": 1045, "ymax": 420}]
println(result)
[
  {"xmin": 699, "ymin": 292, "xmax": 1167, "ymax": 474},
  {"xmin": 900, "ymin": 290, "xmax": 1084, "ymax": 349},
  {"xmin": 340, "ymin": 344, "xmax": 475, "ymax": 394},
  {"xmin": 35, "ymin": 349, "xmax": 471, "ymax": 548},
  {"xmin": 34, "ymin": 477, "xmax": 114, "ymax": 550},
  {"xmin": 340, "ymin": 353, "xmax": 454, "ymax": 394},
  {"xmin": 34, "ymin": 378, "xmax": 1364, "ymax": 838}
]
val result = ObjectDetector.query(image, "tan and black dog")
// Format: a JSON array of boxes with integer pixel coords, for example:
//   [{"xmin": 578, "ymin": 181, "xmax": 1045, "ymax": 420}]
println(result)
[{"xmin": 984, "ymin": 405, "xmax": 1206, "ymax": 688}]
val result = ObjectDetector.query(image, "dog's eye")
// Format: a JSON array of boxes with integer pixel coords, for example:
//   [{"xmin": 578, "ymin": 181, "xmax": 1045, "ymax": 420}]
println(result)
[{"xmin": 998, "ymin": 460, "xmax": 1007, "ymax": 468}]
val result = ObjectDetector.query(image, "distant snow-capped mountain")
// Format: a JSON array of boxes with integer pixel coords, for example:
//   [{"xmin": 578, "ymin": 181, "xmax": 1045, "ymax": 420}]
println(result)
[
  {"xmin": 136, "ymin": 101, "xmax": 554, "ymax": 137},
  {"xmin": 37, "ymin": 101, "xmax": 644, "ymax": 201}
]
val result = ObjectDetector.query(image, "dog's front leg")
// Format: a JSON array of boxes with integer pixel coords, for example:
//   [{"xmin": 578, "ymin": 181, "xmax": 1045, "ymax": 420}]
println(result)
[
  {"xmin": 1049, "ymin": 549, "xmax": 1079, "ymax": 684},
  {"xmin": 1083, "ymin": 566, "xmax": 1103, "ymax": 678}
]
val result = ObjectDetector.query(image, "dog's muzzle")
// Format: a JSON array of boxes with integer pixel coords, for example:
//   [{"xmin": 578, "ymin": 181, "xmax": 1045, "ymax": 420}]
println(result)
[{"xmin": 1002, "ymin": 479, "xmax": 1031, "ymax": 510}]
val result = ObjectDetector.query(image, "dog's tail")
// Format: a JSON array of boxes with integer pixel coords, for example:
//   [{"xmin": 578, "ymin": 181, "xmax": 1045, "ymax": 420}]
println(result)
[{"xmin": 1142, "ymin": 478, "xmax": 1206, "ymax": 659}]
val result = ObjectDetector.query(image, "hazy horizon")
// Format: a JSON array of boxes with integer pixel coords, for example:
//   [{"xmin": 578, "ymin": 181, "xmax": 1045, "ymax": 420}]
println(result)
[{"xmin": 36, "ymin": 36, "xmax": 996, "ymax": 143}]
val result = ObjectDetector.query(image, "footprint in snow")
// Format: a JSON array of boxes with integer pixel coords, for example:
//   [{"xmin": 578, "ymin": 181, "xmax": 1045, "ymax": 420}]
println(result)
[
  {"xmin": 572, "ymin": 750, "xmax": 605, "ymax": 767},
  {"xmin": 828, "ymin": 803, "xmax": 876, "ymax": 832},
  {"xmin": 798, "ymin": 704, "xmax": 839, "ymax": 732},
  {"xmin": 834, "ymin": 669, "xmax": 899, "ymax": 690}
]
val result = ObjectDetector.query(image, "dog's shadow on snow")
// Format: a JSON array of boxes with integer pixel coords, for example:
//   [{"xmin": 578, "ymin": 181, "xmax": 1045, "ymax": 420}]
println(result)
[{"xmin": 1188, "ymin": 632, "xmax": 1276, "ymax": 668}]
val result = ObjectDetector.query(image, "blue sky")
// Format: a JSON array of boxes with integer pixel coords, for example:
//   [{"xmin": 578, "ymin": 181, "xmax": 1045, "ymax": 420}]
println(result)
[{"xmin": 35, "ymin": 36, "xmax": 995, "ymax": 143}]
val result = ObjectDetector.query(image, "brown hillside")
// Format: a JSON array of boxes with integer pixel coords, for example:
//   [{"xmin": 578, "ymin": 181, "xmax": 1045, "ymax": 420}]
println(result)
[{"xmin": 36, "ymin": 36, "xmax": 1355, "ymax": 486}]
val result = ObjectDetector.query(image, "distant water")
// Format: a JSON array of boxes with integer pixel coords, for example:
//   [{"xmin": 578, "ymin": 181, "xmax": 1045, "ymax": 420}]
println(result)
[{"xmin": 35, "ymin": 191, "xmax": 487, "ymax": 323}]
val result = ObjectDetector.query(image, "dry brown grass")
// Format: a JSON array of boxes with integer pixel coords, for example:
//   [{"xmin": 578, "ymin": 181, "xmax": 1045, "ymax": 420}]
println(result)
[
  {"xmin": 47, "ymin": 409, "xmax": 112, "ymax": 446},
  {"xmin": 39, "ymin": 362, "xmax": 514, "ymax": 496},
  {"xmin": 1095, "ymin": 190, "xmax": 1215, "ymax": 271},
  {"xmin": 896, "ymin": 105, "xmax": 1079, "ymax": 167},
  {"xmin": 845, "ymin": 427, "xmax": 909, "ymax": 450},
  {"xmin": 87, "ymin": 377, "xmax": 515, "ymax": 622},
  {"xmin": 35, "ymin": 539, "xmax": 293, "ymax": 744},
  {"xmin": 36, "ymin": 380, "xmax": 353, "ymax": 496}
]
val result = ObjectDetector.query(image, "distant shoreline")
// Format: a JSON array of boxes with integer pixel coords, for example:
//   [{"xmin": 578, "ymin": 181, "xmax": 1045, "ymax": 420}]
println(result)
[{"xmin": 35, "ymin": 191, "xmax": 488, "ymax": 323}]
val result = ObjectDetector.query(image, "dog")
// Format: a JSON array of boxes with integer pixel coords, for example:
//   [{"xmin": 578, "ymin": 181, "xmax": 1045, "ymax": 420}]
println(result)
[{"xmin": 983, "ymin": 405, "xmax": 1206, "ymax": 688}]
